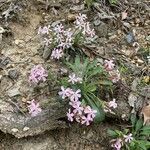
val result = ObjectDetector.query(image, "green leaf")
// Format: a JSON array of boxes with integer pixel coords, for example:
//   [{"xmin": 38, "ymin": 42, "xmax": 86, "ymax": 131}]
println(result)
[
  {"xmin": 130, "ymin": 113, "xmax": 137, "ymax": 127},
  {"xmin": 135, "ymin": 119, "xmax": 143, "ymax": 132},
  {"xmin": 107, "ymin": 129, "xmax": 118, "ymax": 137},
  {"xmin": 140, "ymin": 130, "xmax": 150, "ymax": 136},
  {"xmin": 99, "ymin": 80, "xmax": 113, "ymax": 86},
  {"xmin": 141, "ymin": 125, "xmax": 150, "ymax": 131}
]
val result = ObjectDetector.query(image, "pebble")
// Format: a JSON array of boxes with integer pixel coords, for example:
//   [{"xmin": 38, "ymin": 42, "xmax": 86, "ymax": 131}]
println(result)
[
  {"xmin": 7, "ymin": 88, "xmax": 21, "ymax": 97},
  {"xmin": 126, "ymin": 32, "xmax": 135, "ymax": 44},
  {"xmin": 23, "ymin": 126, "xmax": 30, "ymax": 131},
  {"xmin": 11, "ymin": 128, "xmax": 19, "ymax": 133},
  {"xmin": 8, "ymin": 69, "xmax": 19, "ymax": 80},
  {"xmin": 0, "ymin": 56, "xmax": 11, "ymax": 69}
]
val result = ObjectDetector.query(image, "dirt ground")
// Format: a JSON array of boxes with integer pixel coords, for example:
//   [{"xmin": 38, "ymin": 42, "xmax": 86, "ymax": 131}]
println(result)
[{"xmin": 0, "ymin": 0, "xmax": 149, "ymax": 149}]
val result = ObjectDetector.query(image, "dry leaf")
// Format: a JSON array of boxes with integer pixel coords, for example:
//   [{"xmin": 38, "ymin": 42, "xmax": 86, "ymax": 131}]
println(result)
[
  {"xmin": 121, "ymin": 11, "xmax": 128, "ymax": 20},
  {"xmin": 141, "ymin": 104, "xmax": 150, "ymax": 125}
]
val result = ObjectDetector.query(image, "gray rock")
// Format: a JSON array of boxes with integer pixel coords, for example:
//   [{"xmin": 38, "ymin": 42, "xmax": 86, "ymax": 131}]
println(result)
[
  {"xmin": 8, "ymin": 69, "xmax": 19, "ymax": 80},
  {"xmin": 0, "ymin": 56, "xmax": 11, "ymax": 69},
  {"xmin": 126, "ymin": 32, "xmax": 135, "ymax": 44},
  {"xmin": 43, "ymin": 47, "xmax": 51, "ymax": 60},
  {"xmin": 7, "ymin": 88, "xmax": 21, "ymax": 97},
  {"xmin": 0, "ymin": 97, "xmax": 68, "ymax": 138}
]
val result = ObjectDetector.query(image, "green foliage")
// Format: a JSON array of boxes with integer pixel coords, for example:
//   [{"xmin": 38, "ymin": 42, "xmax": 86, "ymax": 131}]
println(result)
[
  {"xmin": 107, "ymin": 114, "xmax": 150, "ymax": 150},
  {"xmin": 109, "ymin": 0, "xmax": 118, "ymax": 5},
  {"xmin": 85, "ymin": 0, "xmax": 95, "ymax": 8},
  {"xmin": 61, "ymin": 56, "xmax": 113, "ymax": 122}
]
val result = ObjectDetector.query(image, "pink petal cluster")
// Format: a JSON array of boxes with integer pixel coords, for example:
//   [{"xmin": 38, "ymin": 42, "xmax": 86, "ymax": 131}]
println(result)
[
  {"xmin": 51, "ymin": 24, "xmax": 73, "ymax": 60},
  {"xmin": 104, "ymin": 59, "xmax": 120, "ymax": 83},
  {"xmin": 111, "ymin": 138, "xmax": 122, "ymax": 150},
  {"xmin": 104, "ymin": 60, "xmax": 115, "ymax": 71},
  {"xmin": 74, "ymin": 13, "xmax": 95, "ymax": 39},
  {"xmin": 28, "ymin": 99, "xmax": 42, "ymax": 117},
  {"xmin": 29, "ymin": 65, "xmax": 48, "ymax": 84},
  {"xmin": 104, "ymin": 99, "xmax": 117, "ymax": 114},
  {"xmin": 58, "ymin": 85, "xmax": 97, "ymax": 125},
  {"xmin": 38, "ymin": 25, "xmax": 51, "ymax": 35},
  {"xmin": 68, "ymin": 73, "xmax": 82, "ymax": 84},
  {"xmin": 67, "ymin": 103, "xmax": 97, "ymax": 126},
  {"xmin": 51, "ymin": 47, "xmax": 64, "ymax": 59},
  {"xmin": 111, "ymin": 133, "xmax": 133, "ymax": 150}
]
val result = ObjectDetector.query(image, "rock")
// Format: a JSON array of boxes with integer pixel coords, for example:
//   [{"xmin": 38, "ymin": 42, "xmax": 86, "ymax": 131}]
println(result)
[
  {"xmin": 7, "ymin": 88, "xmax": 21, "ymax": 97},
  {"xmin": 11, "ymin": 128, "xmax": 19, "ymax": 133},
  {"xmin": 0, "ymin": 56, "xmax": 11, "ymax": 69},
  {"xmin": 0, "ymin": 96, "xmax": 68, "ymax": 138},
  {"xmin": 125, "ymin": 32, "xmax": 135, "ymax": 44},
  {"xmin": 93, "ymin": 19, "xmax": 101, "ymax": 26},
  {"xmin": 8, "ymin": 69, "xmax": 19, "ymax": 80},
  {"xmin": 43, "ymin": 47, "xmax": 51, "ymax": 60}
]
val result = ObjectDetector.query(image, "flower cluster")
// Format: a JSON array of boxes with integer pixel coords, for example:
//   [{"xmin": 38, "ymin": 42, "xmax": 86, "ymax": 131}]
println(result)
[
  {"xmin": 38, "ymin": 13, "xmax": 96, "ymax": 60},
  {"xmin": 111, "ymin": 133, "xmax": 133, "ymax": 150},
  {"xmin": 104, "ymin": 60, "xmax": 120, "ymax": 83},
  {"xmin": 51, "ymin": 24, "xmax": 73, "ymax": 59},
  {"xmin": 75, "ymin": 13, "xmax": 95, "ymax": 39},
  {"xmin": 58, "ymin": 73, "xmax": 97, "ymax": 126},
  {"xmin": 27, "ymin": 99, "xmax": 42, "ymax": 117},
  {"xmin": 104, "ymin": 99, "xmax": 117, "ymax": 114},
  {"xmin": 68, "ymin": 73, "xmax": 82, "ymax": 84},
  {"xmin": 29, "ymin": 65, "xmax": 48, "ymax": 84}
]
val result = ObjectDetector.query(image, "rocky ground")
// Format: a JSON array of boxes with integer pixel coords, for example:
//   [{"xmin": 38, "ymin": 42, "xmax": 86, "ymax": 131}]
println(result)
[{"xmin": 0, "ymin": 0, "xmax": 149, "ymax": 149}]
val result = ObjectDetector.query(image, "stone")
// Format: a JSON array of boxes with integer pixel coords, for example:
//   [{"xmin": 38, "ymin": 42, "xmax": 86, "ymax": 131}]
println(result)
[
  {"xmin": 0, "ymin": 56, "xmax": 11, "ymax": 69},
  {"xmin": 23, "ymin": 126, "xmax": 30, "ymax": 131},
  {"xmin": 8, "ymin": 69, "xmax": 19, "ymax": 80},
  {"xmin": 11, "ymin": 128, "xmax": 19, "ymax": 133},
  {"xmin": 7, "ymin": 88, "xmax": 21, "ymax": 97}
]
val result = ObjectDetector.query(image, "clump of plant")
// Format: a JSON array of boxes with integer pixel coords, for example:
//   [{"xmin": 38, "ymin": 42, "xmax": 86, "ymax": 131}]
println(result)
[
  {"xmin": 58, "ymin": 56, "xmax": 119, "ymax": 125},
  {"xmin": 108, "ymin": 114, "xmax": 150, "ymax": 150},
  {"xmin": 1, "ymin": 2, "xmax": 22, "ymax": 22},
  {"xmin": 38, "ymin": 13, "xmax": 96, "ymax": 59}
]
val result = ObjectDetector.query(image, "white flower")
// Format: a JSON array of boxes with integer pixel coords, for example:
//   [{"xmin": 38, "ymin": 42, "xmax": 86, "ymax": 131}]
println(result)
[
  {"xmin": 51, "ymin": 47, "xmax": 63, "ymax": 59},
  {"xmin": 123, "ymin": 133, "xmax": 133, "ymax": 143},
  {"xmin": 108, "ymin": 99, "xmax": 117, "ymax": 109},
  {"xmin": 70, "ymin": 89, "xmax": 81, "ymax": 101},
  {"xmin": 53, "ymin": 24, "xmax": 64, "ymax": 33}
]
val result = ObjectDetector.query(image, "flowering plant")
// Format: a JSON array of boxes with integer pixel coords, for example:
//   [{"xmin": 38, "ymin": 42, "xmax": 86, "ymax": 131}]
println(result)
[
  {"xmin": 108, "ymin": 114, "xmax": 150, "ymax": 150},
  {"xmin": 38, "ymin": 13, "xmax": 96, "ymax": 60},
  {"xmin": 59, "ymin": 56, "xmax": 116, "ymax": 124}
]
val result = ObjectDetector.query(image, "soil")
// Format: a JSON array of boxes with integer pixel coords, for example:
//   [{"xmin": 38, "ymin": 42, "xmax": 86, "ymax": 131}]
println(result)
[{"xmin": 0, "ymin": 0, "xmax": 149, "ymax": 149}]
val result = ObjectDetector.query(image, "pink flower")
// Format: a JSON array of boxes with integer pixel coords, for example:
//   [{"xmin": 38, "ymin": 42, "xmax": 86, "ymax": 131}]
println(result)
[
  {"xmin": 73, "ymin": 103, "xmax": 84, "ymax": 115},
  {"xmin": 111, "ymin": 138, "xmax": 122, "ymax": 150},
  {"xmin": 104, "ymin": 60, "xmax": 115, "ymax": 71},
  {"xmin": 109, "ymin": 70, "xmax": 120, "ymax": 83},
  {"xmin": 81, "ymin": 116, "xmax": 91, "ymax": 126},
  {"xmin": 43, "ymin": 37, "xmax": 52, "ymax": 46},
  {"xmin": 70, "ymin": 89, "xmax": 81, "ymax": 101},
  {"xmin": 58, "ymin": 86, "xmax": 73, "ymax": 99},
  {"xmin": 75, "ymin": 13, "xmax": 87, "ymax": 29},
  {"xmin": 51, "ymin": 47, "xmax": 63, "ymax": 59},
  {"xmin": 68, "ymin": 73, "xmax": 82, "ymax": 84},
  {"xmin": 53, "ymin": 24, "xmax": 64, "ymax": 34},
  {"xmin": 84, "ymin": 106, "xmax": 97, "ymax": 121},
  {"xmin": 29, "ymin": 65, "xmax": 48, "ymax": 84},
  {"xmin": 108, "ymin": 99, "xmax": 117, "ymax": 109},
  {"xmin": 67, "ymin": 109, "xmax": 74, "ymax": 122},
  {"xmin": 28, "ymin": 100, "xmax": 42, "ymax": 117},
  {"xmin": 123, "ymin": 133, "xmax": 133, "ymax": 143},
  {"xmin": 38, "ymin": 25, "xmax": 50, "ymax": 35},
  {"xmin": 69, "ymin": 100, "xmax": 81, "ymax": 107}
]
